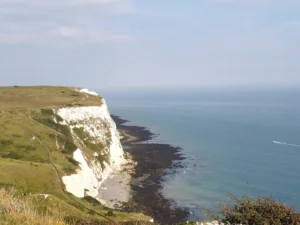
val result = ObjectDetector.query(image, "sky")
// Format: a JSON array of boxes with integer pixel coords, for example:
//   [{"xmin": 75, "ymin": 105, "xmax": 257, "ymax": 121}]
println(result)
[{"xmin": 0, "ymin": 0, "xmax": 300, "ymax": 91}]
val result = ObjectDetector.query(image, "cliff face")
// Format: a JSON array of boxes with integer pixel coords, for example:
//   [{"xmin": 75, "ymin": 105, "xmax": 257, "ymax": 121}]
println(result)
[{"xmin": 56, "ymin": 90, "xmax": 126, "ymax": 198}]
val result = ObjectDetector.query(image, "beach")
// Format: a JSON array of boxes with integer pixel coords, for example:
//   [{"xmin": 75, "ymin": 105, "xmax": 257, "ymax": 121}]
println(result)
[
  {"xmin": 97, "ymin": 171, "xmax": 132, "ymax": 208},
  {"xmin": 111, "ymin": 115, "xmax": 189, "ymax": 224}
]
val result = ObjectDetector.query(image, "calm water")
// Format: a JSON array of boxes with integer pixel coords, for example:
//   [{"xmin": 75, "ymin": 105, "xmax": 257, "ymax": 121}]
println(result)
[{"xmin": 101, "ymin": 89, "xmax": 300, "ymax": 220}]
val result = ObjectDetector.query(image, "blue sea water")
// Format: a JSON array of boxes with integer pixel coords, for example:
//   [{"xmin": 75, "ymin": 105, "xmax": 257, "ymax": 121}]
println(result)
[{"xmin": 100, "ymin": 89, "xmax": 300, "ymax": 220}]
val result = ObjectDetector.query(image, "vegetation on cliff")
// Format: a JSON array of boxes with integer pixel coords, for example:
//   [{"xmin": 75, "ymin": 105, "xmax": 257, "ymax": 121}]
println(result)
[{"xmin": 206, "ymin": 195, "xmax": 300, "ymax": 225}]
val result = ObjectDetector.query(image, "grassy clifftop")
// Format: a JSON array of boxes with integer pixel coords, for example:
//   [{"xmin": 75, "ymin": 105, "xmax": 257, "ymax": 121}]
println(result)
[
  {"xmin": 0, "ymin": 86, "xmax": 101, "ymax": 110},
  {"xmin": 0, "ymin": 86, "xmax": 151, "ymax": 224}
]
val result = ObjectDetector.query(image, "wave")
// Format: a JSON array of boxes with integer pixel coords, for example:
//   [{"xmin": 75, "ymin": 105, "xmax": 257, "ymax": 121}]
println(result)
[{"xmin": 273, "ymin": 141, "xmax": 300, "ymax": 148}]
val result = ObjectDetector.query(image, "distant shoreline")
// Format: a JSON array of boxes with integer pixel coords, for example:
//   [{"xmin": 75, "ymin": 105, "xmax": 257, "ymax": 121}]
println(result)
[{"xmin": 111, "ymin": 115, "xmax": 189, "ymax": 224}]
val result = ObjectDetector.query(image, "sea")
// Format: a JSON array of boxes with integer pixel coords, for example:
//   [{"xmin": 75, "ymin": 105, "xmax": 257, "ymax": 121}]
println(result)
[{"xmin": 100, "ymin": 89, "xmax": 300, "ymax": 220}]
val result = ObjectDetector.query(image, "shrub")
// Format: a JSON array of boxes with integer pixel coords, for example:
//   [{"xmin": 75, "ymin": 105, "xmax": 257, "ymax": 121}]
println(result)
[
  {"xmin": 40, "ymin": 109, "xmax": 54, "ymax": 116},
  {"xmin": 1, "ymin": 152, "xmax": 22, "ymax": 160},
  {"xmin": 0, "ymin": 140, "xmax": 13, "ymax": 147},
  {"xmin": 83, "ymin": 196, "xmax": 101, "ymax": 206},
  {"xmin": 206, "ymin": 195, "xmax": 300, "ymax": 225},
  {"xmin": 66, "ymin": 157, "xmax": 79, "ymax": 166},
  {"xmin": 37, "ymin": 118, "xmax": 56, "ymax": 128},
  {"xmin": 62, "ymin": 140, "xmax": 77, "ymax": 154},
  {"xmin": 106, "ymin": 210, "xmax": 114, "ymax": 217},
  {"xmin": 56, "ymin": 115, "xmax": 64, "ymax": 123}
]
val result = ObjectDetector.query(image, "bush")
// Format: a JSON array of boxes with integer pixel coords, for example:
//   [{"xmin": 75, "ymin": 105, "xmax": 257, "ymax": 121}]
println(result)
[
  {"xmin": 40, "ymin": 109, "xmax": 54, "ymax": 116},
  {"xmin": 206, "ymin": 195, "xmax": 300, "ymax": 225},
  {"xmin": 0, "ymin": 140, "xmax": 13, "ymax": 147},
  {"xmin": 62, "ymin": 140, "xmax": 77, "ymax": 154},
  {"xmin": 106, "ymin": 210, "xmax": 114, "ymax": 217},
  {"xmin": 1, "ymin": 152, "xmax": 22, "ymax": 159},
  {"xmin": 66, "ymin": 157, "xmax": 79, "ymax": 166},
  {"xmin": 83, "ymin": 196, "xmax": 102, "ymax": 206}
]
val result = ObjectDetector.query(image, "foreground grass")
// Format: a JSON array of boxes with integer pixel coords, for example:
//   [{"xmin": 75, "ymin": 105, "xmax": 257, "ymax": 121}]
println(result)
[
  {"xmin": 0, "ymin": 187, "xmax": 65, "ymax": 225},
  {"xmin": 0, "ymin": 187, "xmax": 154, "ymax": 225}
]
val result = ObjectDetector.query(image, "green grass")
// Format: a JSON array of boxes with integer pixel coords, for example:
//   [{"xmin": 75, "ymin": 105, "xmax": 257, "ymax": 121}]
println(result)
[
  {"xmin": 0, "ymin": 112, "xmax": 51, "ymax": 163},
  {"xmin": 0, "ymin": 159, "xmax": 60, "ymax": 194},
  {"xmin": 0, "ymin": 86, "xmax": 152, "ymax": 224},
  {"xmin": 0, "ymin": 86, "xmax": 102, "ymax": 110}
]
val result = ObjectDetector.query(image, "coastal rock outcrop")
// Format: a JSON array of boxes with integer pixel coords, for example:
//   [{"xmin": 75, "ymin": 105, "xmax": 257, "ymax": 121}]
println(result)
[{"xmin": 56, "ymin": 89, "xmax": 126, "ymax": 199}]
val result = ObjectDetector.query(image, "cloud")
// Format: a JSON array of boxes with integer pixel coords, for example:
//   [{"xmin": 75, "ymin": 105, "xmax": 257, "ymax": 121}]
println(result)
[
  {"xmin": 55, "ymin": 26, "xmax": 131, "ymax": 43},
  {"xmin": 57, "ymin": 27, "xmax": 80, "ymax": 37},
  {"xmin": 0, "ymin": 22, "xmax": 131, "ymax": 44},
  {"xmin": 0, "ymin": 0, "xmax": 132, "ymax": 45}
]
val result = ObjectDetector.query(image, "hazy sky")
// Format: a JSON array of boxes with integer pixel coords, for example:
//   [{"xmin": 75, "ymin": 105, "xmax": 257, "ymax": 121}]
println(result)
[{"xmin": 0, "ymin": 0, "xmax": 300, "ymax": 91}]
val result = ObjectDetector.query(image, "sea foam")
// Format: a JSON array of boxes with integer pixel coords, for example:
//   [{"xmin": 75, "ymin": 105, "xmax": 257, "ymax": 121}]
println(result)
[{"xmin": 273, "ymin": 141, "xmax": 300, "ymax": 148}]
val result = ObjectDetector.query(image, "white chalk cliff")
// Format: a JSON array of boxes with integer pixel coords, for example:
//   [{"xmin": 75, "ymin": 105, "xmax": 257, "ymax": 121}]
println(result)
[{"xmin": 56, "ymin": 89, "xmax": 126, "ymax": 199}]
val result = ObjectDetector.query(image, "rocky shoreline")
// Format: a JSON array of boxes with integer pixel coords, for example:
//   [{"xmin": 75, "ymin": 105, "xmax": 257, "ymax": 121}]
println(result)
[{"xmin": 112, "ymin": 115, "xmax": 190, "ymax": 225}]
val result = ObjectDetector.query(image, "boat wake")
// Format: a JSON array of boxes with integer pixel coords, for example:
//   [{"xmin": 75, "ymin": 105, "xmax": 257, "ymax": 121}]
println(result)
[{"xmin": 273, "ymin": 141, "xmax": 300, "ymax": 148}]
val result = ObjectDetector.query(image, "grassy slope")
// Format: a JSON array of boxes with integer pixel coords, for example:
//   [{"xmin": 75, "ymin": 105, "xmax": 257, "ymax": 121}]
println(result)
[{"xmin": 0, "ymin": 86, "xmax": 151, "ymax": 224}]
